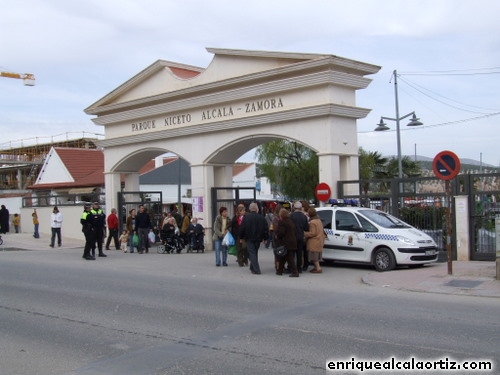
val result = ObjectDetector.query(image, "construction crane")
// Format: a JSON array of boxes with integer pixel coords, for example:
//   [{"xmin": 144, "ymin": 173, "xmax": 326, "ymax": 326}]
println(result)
[{"xmin": 0, "ymin": 71, "xmax": 35, "ymax": 86}]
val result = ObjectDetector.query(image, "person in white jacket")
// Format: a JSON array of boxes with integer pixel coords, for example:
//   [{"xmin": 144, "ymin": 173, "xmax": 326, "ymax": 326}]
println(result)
[{"xmin": 49, "ymin": 206, "xmax": 63, "ymax": 248}]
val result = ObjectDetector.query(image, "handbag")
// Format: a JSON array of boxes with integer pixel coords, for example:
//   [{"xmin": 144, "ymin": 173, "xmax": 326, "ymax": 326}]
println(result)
[{"xmin": 273, "ymin": 245, "xmax": 287, "ymax": 257}]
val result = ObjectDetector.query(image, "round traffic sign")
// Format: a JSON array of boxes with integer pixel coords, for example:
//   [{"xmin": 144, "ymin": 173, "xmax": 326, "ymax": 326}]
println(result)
[
  {"xmin": 315, "ymin": 182, "xmax": 331, "ymax": 202},
  {"xmin": 432, "ymin": 150, "xmax": 461, "ymax": 180}
]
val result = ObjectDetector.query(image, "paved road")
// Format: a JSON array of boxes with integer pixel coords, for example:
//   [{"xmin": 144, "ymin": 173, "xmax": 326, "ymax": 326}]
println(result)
[
  {"xmin": 2, "ymin": 232, "xmax": 499, "ymax": 298},
  {"xmin": 0, "ymin": 246, "xmax": 499, "ymax": 375}
]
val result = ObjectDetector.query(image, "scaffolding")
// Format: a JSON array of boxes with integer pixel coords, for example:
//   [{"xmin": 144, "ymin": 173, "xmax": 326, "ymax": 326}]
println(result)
[{"xmin": 0, "ymin": 135, "xmax": 101, "ymax": 190}]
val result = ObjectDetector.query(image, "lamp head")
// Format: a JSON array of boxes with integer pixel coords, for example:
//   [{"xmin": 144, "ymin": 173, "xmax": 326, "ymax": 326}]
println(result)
[
  {"xmin": 374, "ymin": 118, "xmax": 390, "ymax": 131},
  {"xmin": 407, "ymin": 113, "xmax": 423, "ymax": 127}
]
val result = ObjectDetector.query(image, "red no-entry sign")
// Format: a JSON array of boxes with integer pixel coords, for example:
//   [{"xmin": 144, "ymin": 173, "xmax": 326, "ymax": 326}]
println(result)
[
  {"xmin": 315, "ymin": 182, "xmax": 331, "ymax": 202},
  {"xmin": 433, "ymin": 151, "xmax": 461, "ymax": 180}
]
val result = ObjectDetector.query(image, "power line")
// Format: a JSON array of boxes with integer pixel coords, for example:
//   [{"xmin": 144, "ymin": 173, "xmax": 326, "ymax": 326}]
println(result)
[
  {"xmin": 400, "ymin": 67, "xmax": 500, "ymax": 76},
  {"xmin": 398, "ymin": 75, "xmax": 500, "ymax": 114}
]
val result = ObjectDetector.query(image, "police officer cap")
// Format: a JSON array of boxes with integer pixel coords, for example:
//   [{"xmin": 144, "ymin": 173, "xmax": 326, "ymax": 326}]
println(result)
[
  {"xmin": 84, "ymin": 203, "xmax": 91, "ymax": 208},
  {"xmin": 93, "ymin": 201, "xmax": 99, "ymax": 205}
]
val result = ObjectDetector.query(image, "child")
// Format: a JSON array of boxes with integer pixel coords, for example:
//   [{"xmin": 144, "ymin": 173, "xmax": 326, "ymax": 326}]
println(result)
[
  {"xmin": 32, "ymin": 209, "xmax": 40, "ymax": 238},
  {"xmin": 119, "ymin": 230, "xmax": 129, "ymax": 253},
  {"xmin": 12, "ymin": 213, "xmax": 20, "ymax": 233}
]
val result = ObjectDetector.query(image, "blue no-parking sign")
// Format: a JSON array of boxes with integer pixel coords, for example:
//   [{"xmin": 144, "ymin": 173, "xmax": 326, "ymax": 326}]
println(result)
[{"xmin": 432, "ymin": 150, "xmax": 461, "ymax": 180}]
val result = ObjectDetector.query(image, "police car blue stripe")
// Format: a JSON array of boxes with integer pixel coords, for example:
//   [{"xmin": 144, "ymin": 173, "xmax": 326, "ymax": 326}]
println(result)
[{"xmin": 364, "ymin": 233, "xmax": 398, "ymax": 241}]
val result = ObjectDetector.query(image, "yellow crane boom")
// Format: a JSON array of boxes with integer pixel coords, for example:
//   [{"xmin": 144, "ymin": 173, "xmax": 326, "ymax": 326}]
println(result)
[{"xmin": 0, "ymin": 71, "xmax": 35, "ymax": 86}]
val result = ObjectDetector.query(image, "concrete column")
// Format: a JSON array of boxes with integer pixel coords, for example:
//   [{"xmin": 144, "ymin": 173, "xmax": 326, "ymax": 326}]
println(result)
[
  {"xmin": 121, "ymin": 173, "xmax": 142, "ymax": 207},
  {"xmin": 124, "ymin": 173, "xmax": 140, "ymax": 192},
  {"xmin": 190, "ymin": 164, "xmax": 215, "ymax": 250},
  {"xmin": 317, "ymin": 153, "xmax": 340, "ymax": 204},
  {"xmin": 104, "ymin": 172, "xmax": 122, "ymax": 212},
  {"xmin": 454, "ymin": 195, "xmax": 470, "ymax": 261}
]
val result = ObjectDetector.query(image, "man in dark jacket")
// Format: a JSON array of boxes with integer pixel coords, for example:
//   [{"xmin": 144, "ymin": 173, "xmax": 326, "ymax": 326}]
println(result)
[
  {"xmin": 135, "ymin": 204, "xmax": 152, "ymax": 254},
  {"xmin": 290, "ymin": 201, "xmax": 309, "ymax": 273},
  {"xmin": 238, "ymin": 202, "xmax": 268, "ymax": 274}
]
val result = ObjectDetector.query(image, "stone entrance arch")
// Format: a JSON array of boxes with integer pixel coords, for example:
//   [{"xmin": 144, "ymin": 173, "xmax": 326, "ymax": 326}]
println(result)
[{"xmin": 85, "ymin": 47, "xmax": 380, "ymax": 238}]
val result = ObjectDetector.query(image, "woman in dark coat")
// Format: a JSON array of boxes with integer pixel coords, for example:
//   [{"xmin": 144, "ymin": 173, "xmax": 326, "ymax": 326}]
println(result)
[
  {"xmin": 274, "ymin": 208, "xmax": 299, "ymax": 277},
  {"xmin": 0, "ymin": 205, "xmax": 9, "ymax": 234}
]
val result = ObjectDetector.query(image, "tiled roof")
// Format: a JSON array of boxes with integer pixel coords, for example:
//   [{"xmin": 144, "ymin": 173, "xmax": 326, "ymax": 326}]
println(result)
[
  {"xmin": 30, "ymin": 148, "xmax": 104, "ymax": 190},
  {"xmin": 139, "ymin": 156, "xmax": 177, "ymax": 175},
  {"xmin": 55, "ymin": 148, "xmax": 104, "ymax": 185},
  {"xmin": 232, "ymin": 163, "xmax": 253, "ymax": 176},
  {"xmin": 169, "ymin": 66, "xmax": 202, "ymax": 79}
]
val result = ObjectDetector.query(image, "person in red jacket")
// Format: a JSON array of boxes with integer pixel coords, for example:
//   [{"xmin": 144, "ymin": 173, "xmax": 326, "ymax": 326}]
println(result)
[{"xmin": 105, "ymin": 208, "xmax": 120, "ymax": 250}]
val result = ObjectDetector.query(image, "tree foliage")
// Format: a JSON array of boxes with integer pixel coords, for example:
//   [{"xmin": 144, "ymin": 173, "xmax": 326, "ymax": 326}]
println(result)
[
  {"xmin": 255, "ymin": 140, "xmax": 318, "ymax": 200},
  {"xmin": 256, "ymin": 142, "xmax": 422, "ymax": 199},
  {"xmin": 385, "ymin": 156, "xmax": 422, "ymax": 178},
  {"xmin": 358, "ymin": 147, "xmax": 387, "ymax": 180}
]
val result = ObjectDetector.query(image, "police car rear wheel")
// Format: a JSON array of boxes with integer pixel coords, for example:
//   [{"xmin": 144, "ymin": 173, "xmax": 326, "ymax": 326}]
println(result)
[{"xmin": 373, "ymin": 247, "xmax": 396, "ymax": 272}]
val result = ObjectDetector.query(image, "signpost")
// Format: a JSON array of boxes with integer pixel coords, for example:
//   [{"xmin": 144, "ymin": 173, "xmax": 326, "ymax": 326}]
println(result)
[
  {"xmin": 315, "ymin": 182, "xmax": 331, "ymax": 202},
  {"xmin": 432, "ymin": 151, "xmax": 460, "ymax": 275}
]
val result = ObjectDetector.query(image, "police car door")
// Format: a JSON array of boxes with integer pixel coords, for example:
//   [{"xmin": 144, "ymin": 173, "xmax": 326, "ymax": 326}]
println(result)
[{"xmin": 332, "ymin": 210, "xmax": 369, "ymax": 262}]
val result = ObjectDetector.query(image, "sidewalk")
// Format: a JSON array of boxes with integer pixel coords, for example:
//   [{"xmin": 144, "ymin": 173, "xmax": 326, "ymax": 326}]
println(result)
[
  {"xmin": 362, "ymin": 260, "xmax": 500, "ymax": 298},
  {"xmin": 0, "ymin": 232, "xmax": 83, "ymax": 250},
  {"xmin": 2, "ymin": 233, "xmax": 499, "ymax": 298}
]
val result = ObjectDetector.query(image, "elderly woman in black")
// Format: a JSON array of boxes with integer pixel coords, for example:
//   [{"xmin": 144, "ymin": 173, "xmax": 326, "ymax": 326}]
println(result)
[{"xmin": 274, "ymin": 208, "xmax": 299, "ymax": 277}]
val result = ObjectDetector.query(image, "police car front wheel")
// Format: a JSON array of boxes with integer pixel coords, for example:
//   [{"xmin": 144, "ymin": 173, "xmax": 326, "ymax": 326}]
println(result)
[{"xmin": 373, "ymin": 247, "xmax": 396, "ymax": 272}]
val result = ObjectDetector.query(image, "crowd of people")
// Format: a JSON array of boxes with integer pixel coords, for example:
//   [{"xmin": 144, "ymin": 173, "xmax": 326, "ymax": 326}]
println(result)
[
  {"xmin": 0, "ymin": 200, "xmax": 324, "ymax": 275},
  {"xmin": 211, "ymin": 200, "xmax": 326, "ymax": 277},
  {"xmin": 77, "ymin": 199, "xmax": 326, "ymax": 272},
  {"xmin": 122, "ymin": 206, "xmax": 204, "ymax": 256}
]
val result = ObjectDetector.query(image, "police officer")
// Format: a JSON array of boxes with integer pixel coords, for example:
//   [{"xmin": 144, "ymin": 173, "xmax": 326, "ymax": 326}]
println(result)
[
  {"xmin": 90, "ymin": 201, "xmax": 107, "ymax": 258},
  {"xmin": 81, "ymin": 204, "xmax": 95, "ymax": 260}
]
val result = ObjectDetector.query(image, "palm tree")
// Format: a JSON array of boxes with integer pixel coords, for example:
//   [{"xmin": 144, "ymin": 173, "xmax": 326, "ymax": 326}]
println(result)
[
  {"xmin": 385, "ymin": 156, "xmax": 422, "ymax": 178},
  {"xmin": 359, "ymin": 148, "xmax": 388, "ymax": 194}
]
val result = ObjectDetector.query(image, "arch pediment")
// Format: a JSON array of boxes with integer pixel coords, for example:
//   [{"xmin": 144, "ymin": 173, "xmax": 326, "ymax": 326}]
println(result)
[{"xmin": 85, "ymin": 47, "xmax": 380, "ymax": 118}]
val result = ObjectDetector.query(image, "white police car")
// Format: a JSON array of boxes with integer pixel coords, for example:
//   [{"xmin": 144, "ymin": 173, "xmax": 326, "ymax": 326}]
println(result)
[{"xmin": 316, "ymin": 205, "xmax": 439, "ymax": 271}]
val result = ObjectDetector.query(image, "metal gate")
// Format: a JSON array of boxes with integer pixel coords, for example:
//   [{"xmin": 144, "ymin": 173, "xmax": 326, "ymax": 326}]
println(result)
[
  {"xmin": 117, "ymin": 191, "xmax": 163, "ymax": 230},
  {"xmin": 210, "ymin": 187, "xmax": 256, "ymax": 226},
  {"xmin": 338, "ymin": 173, "xmax": 500, "ymax": 261},
  {"xmin": 458, "ymin": 173, "xmax": 500, "ymax": 261}
]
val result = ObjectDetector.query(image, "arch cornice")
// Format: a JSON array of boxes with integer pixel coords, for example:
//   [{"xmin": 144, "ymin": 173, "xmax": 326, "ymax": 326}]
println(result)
[{"xmin": 97, "ymin": 103, "xmax": 370, "ymax": 148}]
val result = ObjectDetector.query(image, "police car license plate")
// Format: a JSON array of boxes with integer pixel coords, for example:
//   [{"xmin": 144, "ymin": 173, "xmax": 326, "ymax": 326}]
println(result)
[{"xmin": 425, "ymin": 250, "xmax": 435, "ymax": 256}]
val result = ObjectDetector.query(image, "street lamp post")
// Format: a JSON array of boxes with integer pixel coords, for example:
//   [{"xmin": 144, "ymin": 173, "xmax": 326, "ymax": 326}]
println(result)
[{"xmin": 375, "ymin": 70, "xmax": 423, "ymax": 179}]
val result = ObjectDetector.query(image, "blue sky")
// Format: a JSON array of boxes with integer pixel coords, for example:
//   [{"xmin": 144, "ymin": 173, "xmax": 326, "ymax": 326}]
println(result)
[{"xmin": 1, "ymin": 0, "xmax": 499, "ymax": 166}]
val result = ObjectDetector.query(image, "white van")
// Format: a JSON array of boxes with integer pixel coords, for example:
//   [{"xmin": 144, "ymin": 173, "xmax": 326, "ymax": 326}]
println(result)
[{"xmin": 316, "ymin": 206, "xmax": 439, "ymax": 271}]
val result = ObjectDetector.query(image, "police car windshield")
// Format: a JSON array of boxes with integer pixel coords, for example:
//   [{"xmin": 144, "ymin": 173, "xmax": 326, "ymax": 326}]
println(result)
[{"xmin": 360, "ymin": 209, "xmax": 410, "ymax": 229}]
